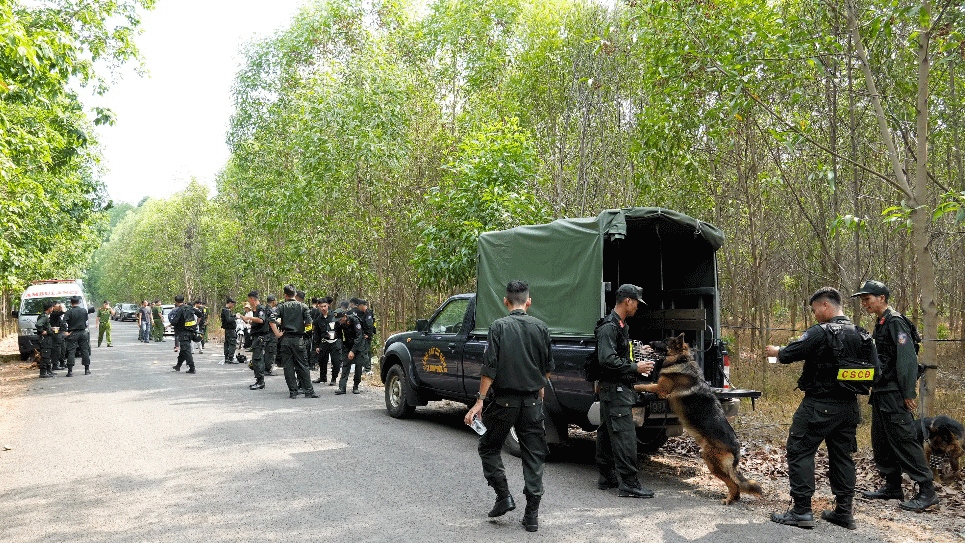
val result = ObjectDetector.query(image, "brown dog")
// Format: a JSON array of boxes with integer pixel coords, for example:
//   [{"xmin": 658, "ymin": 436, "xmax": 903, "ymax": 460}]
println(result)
[
  {"xmin": 636, "ymin": 333, "xmax": 761, "ymax": 504},
  {"xmin": 918, "ymin": 415, "xmax": 964, "ymax": 483}
]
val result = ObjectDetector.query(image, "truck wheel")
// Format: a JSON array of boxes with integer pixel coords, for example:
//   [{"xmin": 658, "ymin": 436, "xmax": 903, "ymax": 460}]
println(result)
[
  {"xmin": 636, "ymin": 428, "xmax": 669, "ymax": 454},
  {"xmin": 502, "ymin": 427, "xmax": 522, "ymax": 458},
  {"xmin": 384, "ymin": 364, "xmax": 416, "ymax": 419}
]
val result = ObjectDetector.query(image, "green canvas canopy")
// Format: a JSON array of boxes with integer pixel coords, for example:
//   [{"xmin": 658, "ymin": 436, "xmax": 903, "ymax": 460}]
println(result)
[{"xmin": 474, "ymin": 207, "xmax": 725, "ymax": 337}]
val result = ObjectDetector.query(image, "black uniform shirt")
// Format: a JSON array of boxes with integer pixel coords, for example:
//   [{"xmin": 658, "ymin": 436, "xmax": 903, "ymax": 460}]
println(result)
[
  {"xmin": 481, "ymin": 309, "xmax": 554, "ymax": 394},
  {"xmin": 65, "ymin": 305, "xmax": 88, "ymax": 331},
  {"xmin": 35, "ymin": 312, "xmax": 52, "ymax": 336},
  {"xmin": 336, "ymin": 313, "xmax": 364, "ymax": 354},
  {"xmin": 277, "ymin": 300, "xmax": 310, "ymax": 335},
  {"xmin": 250, "ymin": 304, "xmax": 270, "ymax": 336},
  {"xmin": 872, "ymin": 308, "xmax": 918, "ymax": 398},
  {"xmin": 172, "ymin": 305, "xmax": 198, "ymax": 333},
  {"xmin": 778, "ymin": 315, "xmax": 866, "ymax": 397},
  {"xmin": 596, "ymin": 310, "xmax": 636, "ymax": 384},
  {"xmin": 50, "ymin": 308, "xmax": 64, "ymax": 327},
  {"xmin": 313, "ymin": 311, "xmax": 336, "ymax": 344},
  {"xmin": 221, "ymin": 307, "xmax": 236, "ymax": 330}
]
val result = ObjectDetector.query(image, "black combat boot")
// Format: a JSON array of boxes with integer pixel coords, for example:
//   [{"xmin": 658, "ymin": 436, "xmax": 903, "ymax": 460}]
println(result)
[
  {"xmin": 771, "ymin": 497, "xmax": 816, "ymax": 529},
  {"xmin": 861, "ymin": 476, "xmax": 904, "ymax": 500},
  {"xmin": 821, "ymin": 495, "xmax": 856, "ymax": 529},
  {"xmin": 84, "ymin": 365, "xmax": 91, "ymax": 375},
  {"xmin": 597, "ymin": 470, "xmax": 619, "ymax": 490},
  {"xmin": 899, "ymin": 481, "xmax": 940, "ymax": 512},
  {"xmin": 487, "ymin": 479, "xmax": 515, "ymax": 517},
  {"xmin": 66, "ymin": 367, "xmax": 73, "ymax": 377},
  {"xmin": 40, "ymin": 368, "xmax": 51, "ymax": 378},
  {"xmin": 521, "ymin": 494, "xmax": 540, "ymax": 532}
]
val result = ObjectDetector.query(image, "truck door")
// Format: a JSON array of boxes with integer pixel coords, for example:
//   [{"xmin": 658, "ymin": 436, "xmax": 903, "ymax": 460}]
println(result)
[{"xmin": 408, "ymin": 297, "xmax": 471, "ymax": 396}]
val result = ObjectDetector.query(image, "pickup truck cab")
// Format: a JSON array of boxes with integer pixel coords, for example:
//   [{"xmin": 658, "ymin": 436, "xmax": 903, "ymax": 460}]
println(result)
[{"xmin": 381, "ymin": 207, "xmax": 760, "ymax": 454}]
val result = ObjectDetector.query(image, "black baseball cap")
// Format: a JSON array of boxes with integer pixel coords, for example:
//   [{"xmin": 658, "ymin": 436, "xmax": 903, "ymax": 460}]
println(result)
[
  {"xmin": 851, "ymin": 280, "xmax": 889, "ymax": 298},
  {"xmin": 334, "ymin": 308, "xmax": 347, "ymax": 318},
  {"xmin": 615, "ymin": 284, "xmax": 646, "ymax": 304},
  {"xmin": 226, "ymin": 297, "xmax": 236, "ymax": 304},
  {"xmin": 267, "ymin": 295, "xmax": 277, "ymax": 302}
]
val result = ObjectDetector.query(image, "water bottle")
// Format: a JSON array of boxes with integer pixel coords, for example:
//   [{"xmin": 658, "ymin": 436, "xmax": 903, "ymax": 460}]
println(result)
[{"xmin": 470, "ymin": 415, "xmax": 487, "ymax": 436}]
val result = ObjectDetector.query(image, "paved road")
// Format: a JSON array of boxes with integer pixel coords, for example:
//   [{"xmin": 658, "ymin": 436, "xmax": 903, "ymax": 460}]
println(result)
[{"xmin": 1, "ymin": 322, "xmax": 886, "ymax": 542}]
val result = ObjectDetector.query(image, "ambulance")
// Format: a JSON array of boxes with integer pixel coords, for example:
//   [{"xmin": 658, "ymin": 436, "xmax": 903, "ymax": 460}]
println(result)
[{"xmin": 11, "ymin": 279, "xmax": 93, "ymax": 360}]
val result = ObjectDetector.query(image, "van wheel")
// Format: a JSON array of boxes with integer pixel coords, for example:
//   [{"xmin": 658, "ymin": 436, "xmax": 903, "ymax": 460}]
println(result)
[
  {"xmin": 636, "ymin": 428, "xmax": 669, "ymax": 454},
  {"xmin": 502, "ymin": 427, "xmax": 522, "ymax": 458},
  {"xmin": 384, "ymin": 364, "xmax": 415, "ymax": 419}
]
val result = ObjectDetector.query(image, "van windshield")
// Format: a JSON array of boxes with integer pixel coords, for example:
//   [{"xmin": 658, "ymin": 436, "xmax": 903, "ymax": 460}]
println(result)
[{"xmin": 20, "ymin": 297, "xmax": 73, "ymax": 316}]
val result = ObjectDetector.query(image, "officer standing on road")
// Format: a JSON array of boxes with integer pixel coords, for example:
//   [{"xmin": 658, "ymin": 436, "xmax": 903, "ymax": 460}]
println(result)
[
  {"xmin": 274, "ymin": 285, "xmax": 317, "ymax": 399},
  {"xmin": 333, "ymin": 307, "xmax": 364, "ymax": 395},
  {"xmin": 221, "ymin": 297, "xmax": 238, "ymax": 364},
  {"xmin": 594, "ymin": 284, "xmax": 655, "ymax": 499},
  {"xmin": 35, "ymin": 300, "xmax": 55, "ymax": 378},
  {"xmin": 265, "ymin": 295, "xmax": 280, "ymax": 375},
  {"xmin": 853, "ymin": 280, "xmax": 939, "ymax": 512},
  {"xmin": 308, "ymin": 297, "xmax": 321, "ymax": 371},
  {"xmin": 766, "ymin": 287, "xmax": 874, "ymax": 530},
  {"xmin": 96, "ymin": 301, "xmax": 114, "ymax": 347},
  {"xmin": 464, "ymin": 280, "xmax": 554, "ymax": 533},
  {"xmin": 152, "ymin": 300, "xmax": 164, "ymax": 342},
  {"xmin": 312, "ymin": 297, "xmax": 340, "ymax": 385},
  {"xmin": 50, "ymin": 302, "xmax": 67, "ymax": 370},
  {"xmin": 170, "ymin": 295, "xmax": 198, "ymax": 374},
  {"xmin": 242, "ymin": 291, "xmax": 270, "ymax": 389},
  {"xmin": 64, "ymin": 296, "xmax": 91, "ymax": 377},
  {"xmin": 356, "ymin": 299, "xmax": 375, "ymax": 373}
]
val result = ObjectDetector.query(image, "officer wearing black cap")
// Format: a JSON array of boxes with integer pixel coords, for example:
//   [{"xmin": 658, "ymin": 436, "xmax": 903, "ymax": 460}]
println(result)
[
  {"xmin": 594, "ymin": 283, "xmax": 655, "ymax": 498},
  {"xmin": 64, "ymin": 295, "xmax": 92, "ymax": 376},
  {"xmin": 356, "ymin": 299, "xmax": 375, "ymax": 373},
  {"xmin": 853, "ymin": 280, "xmax": 938, "ymax": 512},
  {"xmin": 274, "ymin": 285, "xmax": 317, "ymax": 399},
  {"xmin": 170, "ymin": 295, "xmax": 198, "ymax": 373},
  {"xmin": 221, "ymin": 297, "xmax": 237, "ymax": 364},
  {"xmin": 35, "ymin": 300, "xmax": 56, "ymax": 378},
  {"xmin": 464, "ymin": 280, "xmax": 554, "ymax": 532},
  {"xmin": 243, "ymin": 291, "xmax": 270, "ymax": 389},
  {"xmin": 334, "ymin": 307, "xmax": 364, "ymax": 394}
]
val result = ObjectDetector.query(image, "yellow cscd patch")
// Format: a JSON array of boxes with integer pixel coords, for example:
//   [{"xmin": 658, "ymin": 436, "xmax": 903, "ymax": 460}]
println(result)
[
  {"xmin": 837, "ymin": 368, "xmax": 874, "ymax": 381},
  {"xmin": 185, "ymin": 320, "xmax": 196, "ymax": 327}
]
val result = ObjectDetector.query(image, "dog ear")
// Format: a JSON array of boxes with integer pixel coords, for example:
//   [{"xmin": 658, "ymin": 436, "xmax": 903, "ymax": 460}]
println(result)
[{"xmin": 677, "ymin": 333, "xmax": 686, "ymax": 344}]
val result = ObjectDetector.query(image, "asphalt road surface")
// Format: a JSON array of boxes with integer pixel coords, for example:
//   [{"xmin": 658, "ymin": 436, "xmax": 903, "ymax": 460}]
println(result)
[{"xmin": 1, "ymin": 322, "xmax": 887, "ymax": 542}]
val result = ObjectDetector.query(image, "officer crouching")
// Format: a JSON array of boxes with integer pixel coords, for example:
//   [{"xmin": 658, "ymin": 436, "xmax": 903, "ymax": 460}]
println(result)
[
  {"xmin": 766, "ymin": 287, "xmax": 879, "ymax": 530},
  {"xmin": 464, "ymin": 280, "xmax": 554, "ymax": 532}
]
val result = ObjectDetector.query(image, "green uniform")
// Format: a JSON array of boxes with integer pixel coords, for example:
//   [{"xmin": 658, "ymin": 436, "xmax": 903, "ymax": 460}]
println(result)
[
  {"xmin": 869, "ymin": 308, "xmax": 931, "ymax": 487},
  {"xmin": 777, "ymin": 316, "xmax": 869, "ymax": 501},
  {"xmin": 277, "ymin": 299, "xmax": 314, "ymax": 396},
  {"xmin": 477, "ymin": 309, "xmax": 554, "ymax": 501},
  {"xmin": 152, "ymin": 305, "xmax": 164, "ymax": 341},
  {"xmin": 594, "ymin": 310, "xmax": 644, "ymax": 488},
  {"xmin": 35, "ymin": 312, "xmax": 54, "ymax": 375},
  {"xmin": 96, "ymin": 308, "xmax": 112, "ymax": 347}
]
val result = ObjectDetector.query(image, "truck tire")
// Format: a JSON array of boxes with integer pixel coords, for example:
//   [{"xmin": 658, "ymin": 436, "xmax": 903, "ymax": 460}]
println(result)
[
  {"xmin": 635, "ymin": 428, "xmax": 669, "ymax": 454},
  {"xmin": 384, "ymin": 364, "xmax": 416, "ymax": 419},
  {"xmin": 501, "ymin": 427, "xmax": 522, "ymax": 457}
]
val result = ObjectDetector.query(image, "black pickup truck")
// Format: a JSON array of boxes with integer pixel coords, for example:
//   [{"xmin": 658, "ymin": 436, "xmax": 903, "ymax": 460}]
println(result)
[{"xmin": 380, "ymin": 207, "xmax": 760, "ymax": 454}]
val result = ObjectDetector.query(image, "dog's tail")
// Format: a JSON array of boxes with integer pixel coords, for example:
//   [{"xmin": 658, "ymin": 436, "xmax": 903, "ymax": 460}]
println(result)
[{"xmin": 732, "ymin": 456, "xmax": 762, "ymax": 496}]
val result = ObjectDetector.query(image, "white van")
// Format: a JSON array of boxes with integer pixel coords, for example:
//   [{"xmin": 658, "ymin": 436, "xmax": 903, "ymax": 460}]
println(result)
[{"xmin": 11, "ymin": 279, "xmax": 93, "ymax": 360}]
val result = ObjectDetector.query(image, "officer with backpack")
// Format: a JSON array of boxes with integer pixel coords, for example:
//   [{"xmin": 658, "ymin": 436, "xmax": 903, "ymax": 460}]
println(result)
[
  {"xmin": 766, "ymin": 287, "xmax": 879, "ymax": 530},
  {"xmin": 853, "ymin": 280, "xmax": 939, "ymax": 512}
]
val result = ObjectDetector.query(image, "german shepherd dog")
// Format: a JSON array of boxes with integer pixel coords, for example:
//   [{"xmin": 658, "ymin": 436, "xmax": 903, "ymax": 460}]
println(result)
[
  {"xmin": 636, "ymin": 333, "xmax": 762, "ymax": 504},
  {"xmin": 917, "ymin": 415, "xmax": 964, "ymax": 483}
]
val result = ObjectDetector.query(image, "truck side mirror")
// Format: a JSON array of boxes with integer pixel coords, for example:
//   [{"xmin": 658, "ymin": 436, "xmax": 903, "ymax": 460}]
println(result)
[
  {"xmin": 415, "ymin": 319, "xmax": 429, "ymax": 332},
  {"xmin": 10, "ymin": 310, "xmax": 18, "ymax": 318}
]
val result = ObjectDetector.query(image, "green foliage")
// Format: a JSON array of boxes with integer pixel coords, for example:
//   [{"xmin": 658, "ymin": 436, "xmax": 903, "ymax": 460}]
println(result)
[{"xmin": 413, "ymin": 117, "xmax": 549, "ymax": 290}]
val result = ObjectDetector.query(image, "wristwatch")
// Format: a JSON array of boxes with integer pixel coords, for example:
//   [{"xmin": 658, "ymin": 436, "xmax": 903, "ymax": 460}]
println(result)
[{"xmin": 476, "ymin": 391, "xmax": 484, "ymax": 400}]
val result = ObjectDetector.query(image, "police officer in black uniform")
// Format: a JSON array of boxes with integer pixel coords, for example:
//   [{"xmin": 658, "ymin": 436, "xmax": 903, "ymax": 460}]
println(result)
[
  {"xmin": 854, "ymin": 280, "xmax": 939, "ymax": 512},
  {"xmin": 333, "ymin": 307, "xmax": 364, "ymax": 395},
  {"xmin": 308, "ymin": 297, "xmax": 321, "ymax": 371},
  {"xmin": 50, "ymin": 302, "xmax": 67, "ymax": 370},
  {"xmin": 64, "ymin": 296, "xmax": 92, "ymax": 376},
  {"xmin": 355, "ymin": 299, "xmax": 375, "ymax": 373},
  {"xmin": 312, "ymin": 297, "xmax": 340, "ymax": 385},
  {"xmin": 170, "ymin": 295, "xmax": 198, "ymax": 373},
  {"xmin": 594, "ymin": 284, "xmax": 655, "ymax": 499},
  {"xmin": 243, "ymin": 291, "xmax": 270, "ymax": 389},
  {"xmin": 35, "ymin": 300, "xmax": 55, "ymax": 378},
  {"xmin": 464, "ymin": 281, "xmax": 554, "ymax": 532},
  {"xmin": 221, "ymin": 297, "xmax": 237, "ymax": 364},
  {"xmin": 766, "ymin": 287, "xmax": 875, "ymax": 530},
  {"xmin": 265, "ymin": 295, "xmax": 280, "ymax": 375},
  {"xmin": 273, "ymin": 285, "xmax": 317, "ymax": 399}
]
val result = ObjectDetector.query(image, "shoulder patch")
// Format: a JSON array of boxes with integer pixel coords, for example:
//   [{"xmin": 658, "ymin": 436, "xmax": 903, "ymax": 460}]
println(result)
[
  {"xmin": 898, "ymin": 332, "xmax": 908, "ymax": 345},
  {"xmin": 355, "ymin": 323, "xmax": 362, "ymax": 330},
  {"xmin": 799, "ymin": 331, "xmax": 809, "ymax": 341}
]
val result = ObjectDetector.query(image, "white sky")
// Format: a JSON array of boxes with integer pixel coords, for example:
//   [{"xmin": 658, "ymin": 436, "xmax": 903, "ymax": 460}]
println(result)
[{"xmin": 95, "ymin": 0, "xmax": 306, "ymax": 204}]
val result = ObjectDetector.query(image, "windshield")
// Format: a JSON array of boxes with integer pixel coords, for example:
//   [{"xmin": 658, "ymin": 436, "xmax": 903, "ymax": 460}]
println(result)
[{"xmin": 20, "ymin": 297, "xmax": 75, "ymax": 316}]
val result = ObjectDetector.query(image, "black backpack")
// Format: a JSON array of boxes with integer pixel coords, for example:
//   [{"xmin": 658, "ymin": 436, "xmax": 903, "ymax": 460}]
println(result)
[
  {"xmin": 821, "ymin": 322, "xmax": 879, "ymax": 395},
  {"xmin": 583, "ymin": 317, "xmax": 607, "ymax": 382}
]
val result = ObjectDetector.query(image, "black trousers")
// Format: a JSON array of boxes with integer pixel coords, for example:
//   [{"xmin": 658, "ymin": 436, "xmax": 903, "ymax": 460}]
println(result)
[
  {"xmin": 338, "ymin": 347, "xmax": 363, "ymax": 391},
  {"xmin": 65, "ymin": 330, "xmax": 90, "ymax": 368},
  {"xmin": 223, "ymin": 328, "xmax": 237, "ymax": 362},
  {"xmin": 787, "ymin": 396, "xmax": 859, "ymax": 499},
  {"xmin": 175, "ymin": 332, "xmax": 195, "ymax": 369},
  {"xmin": 281, "ymin": 335, "xmax": 313, "ymax": 394},
  {"xmin": 318, "ymin": 340, "xmax": 341, "ymax": 381},
  {"xmin": 870, "ymin": 390, "xmax": 932, "ymax": 485},
  {"xmin": 595, "ymin": 383, "xmax": 639, "ymax": 486},
  {"xmin": 478, "ymin": 393, "xmax": 548, "ymax": 498}
]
